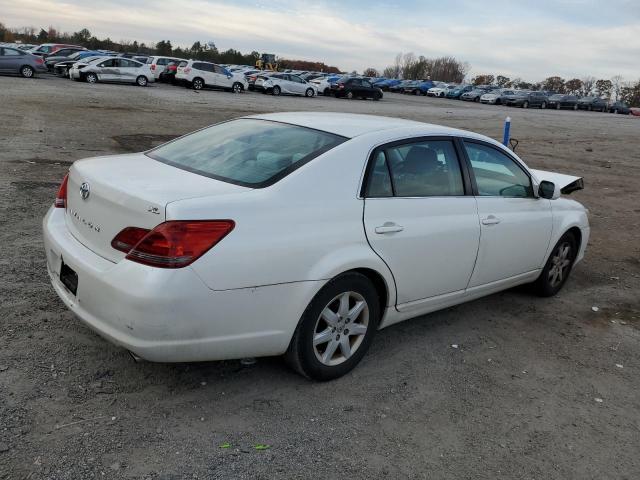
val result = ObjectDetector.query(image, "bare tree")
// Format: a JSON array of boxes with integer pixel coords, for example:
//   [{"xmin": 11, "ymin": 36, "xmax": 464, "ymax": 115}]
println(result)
[
  {"xmin": 611, "ymin": 75, "xmax": 624, "ymax": 101},
  {"xmin": 363, "ymin": 67, "xmax": 379, "ymax": 77},
  {"xmin": 581, "ymin": 76, "xmax": 596, "ymax": 96}
]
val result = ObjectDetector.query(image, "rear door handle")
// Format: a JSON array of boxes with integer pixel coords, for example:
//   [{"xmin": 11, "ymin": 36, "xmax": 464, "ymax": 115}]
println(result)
[
  {"xmin": 375, "ymin": 223, "xmax": 404, "ymax": 234},
  {"xmin": 481, "ymin": 215, "xmax": 501, "ymax": 226}
]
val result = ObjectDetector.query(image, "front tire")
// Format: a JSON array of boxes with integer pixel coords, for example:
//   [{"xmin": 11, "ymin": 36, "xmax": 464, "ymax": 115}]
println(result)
[
  {"xmin": 85, "ymin": 72, "xmax": 98, "ymax": 84},
  {"xmin": 346, "ymin": 91, "xmax": 354, "ymax": 99},
  {"xmin": 285, "ymin": 273, "xmax": 380, "ymax": 380},
  {"xmin": 20, "ymin": 65, "xmax": 35, "ymax": 78},
  {"xmin": 541, "ymin": 101, "xmax": 547, "ymax": 109},
  {"xmin": 533, "ymin": 232, "xmax": 577, "ymax": 297},
  {"xmin": 305, "ymin": 88, "xmax": 314, "ymax": 97},
  {"xmin": 272, "ymin": 85, "xmax": 281, "ymax": 96},
  {"xmin": 136, "ymin": 75, "xmax": 148, "ymax": 87},
  {"xmin": 523, "ymin": 101, "xmax": 529, "ymax": 108},
  {"xmin": 232, "ymin": 82, "xmax": 243, "ymax": 93}
]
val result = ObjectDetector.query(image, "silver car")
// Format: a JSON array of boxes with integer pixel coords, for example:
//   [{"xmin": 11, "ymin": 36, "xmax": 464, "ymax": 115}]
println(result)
[
  {"xmin": 77, "ymin": 57, "xmax": 154, "ymax": 86},
  {"xmin": 0, "ymin": 46, "xmax": 47, "ymax": 78}
]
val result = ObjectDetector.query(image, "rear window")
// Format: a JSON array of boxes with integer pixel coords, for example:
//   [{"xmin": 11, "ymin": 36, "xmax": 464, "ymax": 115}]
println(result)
[{"xmin": 147, "ymin": 119, "xmax": 347, "ymax": 188}]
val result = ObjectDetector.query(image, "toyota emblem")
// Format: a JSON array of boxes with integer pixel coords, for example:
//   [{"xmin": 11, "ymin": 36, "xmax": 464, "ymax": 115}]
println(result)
[{"xmin": 80, "ymin": 182, "xmax": 90, "ymax": 200}]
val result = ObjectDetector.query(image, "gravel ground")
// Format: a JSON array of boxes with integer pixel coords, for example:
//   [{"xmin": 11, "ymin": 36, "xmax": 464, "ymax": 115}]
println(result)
[{"xmin": 1, "ymin": 75, "xmax": 639, "ymax": 480}]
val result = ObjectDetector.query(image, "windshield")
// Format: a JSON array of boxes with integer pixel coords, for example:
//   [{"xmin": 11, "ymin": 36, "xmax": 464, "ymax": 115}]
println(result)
[{"xmin": 147, "ymin": 119, "xmax": 347, "ymax": 188}]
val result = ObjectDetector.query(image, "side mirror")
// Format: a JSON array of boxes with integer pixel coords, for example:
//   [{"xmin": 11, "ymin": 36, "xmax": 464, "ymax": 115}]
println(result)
[{"xmin": 538, "ymin": 180, "xmax": 560, "ymax": 200}]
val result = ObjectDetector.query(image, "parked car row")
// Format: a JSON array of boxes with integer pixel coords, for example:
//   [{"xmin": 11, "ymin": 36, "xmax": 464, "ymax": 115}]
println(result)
[{"xmin": 1, "ymin": 43, "xmax": 636, "ymax": 111}]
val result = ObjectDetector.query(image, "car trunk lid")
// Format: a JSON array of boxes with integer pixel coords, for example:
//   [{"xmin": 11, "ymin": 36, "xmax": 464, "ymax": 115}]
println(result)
[{"xmin": 65, "ymin": 153, "xmax": 250, "ymax": 262}]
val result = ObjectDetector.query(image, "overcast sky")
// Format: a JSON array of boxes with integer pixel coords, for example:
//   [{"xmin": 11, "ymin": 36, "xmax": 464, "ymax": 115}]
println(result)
[{"xmin": 2, "ymin": 0, "xmax": 639, "ymax": 80}]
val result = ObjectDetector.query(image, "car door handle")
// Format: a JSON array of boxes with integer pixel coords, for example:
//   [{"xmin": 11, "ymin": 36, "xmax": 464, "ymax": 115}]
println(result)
[
  {"xmin": 375, "ymin": 223, "xmax": 404, "ymax": 234},
  {"xmin": 481, "ymin": 215, "xmax": 501, "ymax": 226}
]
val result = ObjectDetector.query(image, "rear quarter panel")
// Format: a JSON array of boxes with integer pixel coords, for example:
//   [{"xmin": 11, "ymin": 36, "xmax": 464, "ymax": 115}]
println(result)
[{"xmin": 166, "ymin": 136, "xmax": 397, "ymax": 305}]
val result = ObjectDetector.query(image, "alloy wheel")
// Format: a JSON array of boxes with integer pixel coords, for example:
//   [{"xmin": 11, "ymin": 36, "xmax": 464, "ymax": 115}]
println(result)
[
  {"xmin": 193, "ymin": 79, "xmax": 203, "ymax": 90},
  {"xmin": 233, "ymin": 82, "xmax": 242, "ymax": 93},
  {"xmin": 21, "ymin": 66, "xmax": 34, "ymax": 78},
  {"xmin": 312, "ymin": 291, "xmax": 369, "ymax": 367},
  {"xmin": 548, "ymin": 242, "xmax": 572, "ymax": 288}
]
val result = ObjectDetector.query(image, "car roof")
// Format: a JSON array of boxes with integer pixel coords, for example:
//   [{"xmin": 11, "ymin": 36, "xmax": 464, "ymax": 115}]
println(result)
[{"xmin": 246, "ymin": 112, "xmax": 479, "ymax": 140}]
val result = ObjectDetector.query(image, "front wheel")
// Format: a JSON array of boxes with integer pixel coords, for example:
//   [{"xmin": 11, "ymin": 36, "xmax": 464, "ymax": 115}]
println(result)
[
  {"xmin": 232, "ymin": 82, "xmax": 243, "ymax": 93},
  {"xmin": 272, "ymin": 85, "xmax": 281, "ymax": 96},
  {"xmin": 285, "ymin": 273, "xmax": 380, "ymax": 380},
  {"xmin": 305, "ymin": 88, "xmax": 315, "ymax": 97},
  {"xmin": 346, "ymin": 91, "xmax": 354, "ymax": 99},
  {"xmin": 20, "ymin": 65, "xmax": 35, "ymax": 78},
  {"xmin": 532, "ymin": 232, "xmax": 577, "ymax": 297},
  {"xmin": 136, "ymin": 75, "xmax": 148, "ymax": 87},
  {"xmin": 85, "ymin": 72, "xmax": 98, "ymax": 84},
  {"xmin": 573, "ymin": 104, "xmax": 578, "ymax": 110},
  {"xmin": 556, "ymin": 103, "xmax": 561, "ymax": 110},
  {"xmin": 541, "ymin": 101, "xmax": 547, "ymax": 109},
  {"xmin": 523, "ymin": 101, "xmax": 529, "ymax": 108}
]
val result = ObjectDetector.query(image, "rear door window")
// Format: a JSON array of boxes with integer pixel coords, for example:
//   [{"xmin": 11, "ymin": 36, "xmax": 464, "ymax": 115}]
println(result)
[{"xmin": 365, "ymin": 140, "xmax": 465, "ymax": 197}]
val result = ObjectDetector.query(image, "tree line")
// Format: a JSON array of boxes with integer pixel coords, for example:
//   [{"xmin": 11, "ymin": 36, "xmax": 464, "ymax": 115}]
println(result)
[
  {"xmin": 0, "ymin": 23, "xmax": 341, "ymax": 73},
  {"xmin": 370, "ymin": 52, "xmax": 640, "ymax": 106}
]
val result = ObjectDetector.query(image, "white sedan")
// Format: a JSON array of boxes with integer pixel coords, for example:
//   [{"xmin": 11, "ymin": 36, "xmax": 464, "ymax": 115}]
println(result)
[
  {"xmin": 75, "ymin": 57, "xmax": 154, "ymax": 86},
  {"xmin": 43, "ymin": 113, "xmax": 589, "ymax": 380},
  {"xmin": 256, "ymin": 73, "xmax": 318, "ymax": 97}
]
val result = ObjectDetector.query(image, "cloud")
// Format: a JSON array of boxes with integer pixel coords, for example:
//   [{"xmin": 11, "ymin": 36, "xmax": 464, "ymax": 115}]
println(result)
[{"xmin": 1, "ymin": 0, "xmax": 639, "ymax": 81}]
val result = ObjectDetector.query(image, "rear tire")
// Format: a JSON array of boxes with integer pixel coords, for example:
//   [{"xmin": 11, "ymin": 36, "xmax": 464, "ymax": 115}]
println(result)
[
  {"xmin": 305, "ymin": 88, "xmax": 314, "ymax": 97},
  {"xmin": 20, "ymin": 65, "xmax": 35, "ymax": 78},
  {"xmin": 346, "ymin": 91, "xmax": 354, "ymax": 99},
  {"xmin": 232, "ymin": 82, "xmax": 243, "ymax": 93},
  {"xmin": 272, "ymin": 85, "xmax": 281, "ymax": 96},
  {"xmin": 532, "ymin": 232, "xmax": 577, "ymax": 297},
  {"xmin": 573, "ymin": 104, "xmax": 578, "ymax": 110},
  {"xmin": 556, "ymin": 103, "xmax": 561, "ymax": 110},
  {"xmin": 285, "ymin": 272, "xmax": 380, "ymax": 381},
  {"xmin": 86, "ymin": 72, "xmax": 98, "ymax": 84},
  {"xmin": 523, "ymin": 101, "xmax": 529, "ymax": 108},
  {"xmin": 192, "ymin": 77, "xmax": 204, "ymax": 90},
  {"xmin": 541, "ymin": 101, "xmax": 547, "ymax": 109}
]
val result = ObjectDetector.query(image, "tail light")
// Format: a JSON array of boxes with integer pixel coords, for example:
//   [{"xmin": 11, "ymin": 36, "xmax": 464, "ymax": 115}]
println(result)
[
  {"xmin": 115, "ymin": 220, "xmax": 235, "ymax": 268},
  {"xmin": 55, "ymin": 174, "xmax": 69, "ymax": 208},
  {"xmin": 151, "ymin": 64, "xmax": 156, "ymax": 70},
  {"xmin": 338, "ymin": 84, "xmax": 345, "ymax": 89},
  {"xmin": 184, "ymin": 67, "xmax": 191, "ymax": 74},
  {"xmin": 35, "ymin": 57, "xmax": 44, "ymax": 65},
  {"xmin": 111, "ymin": 227, "xmax": 151, "ymax": 253}
]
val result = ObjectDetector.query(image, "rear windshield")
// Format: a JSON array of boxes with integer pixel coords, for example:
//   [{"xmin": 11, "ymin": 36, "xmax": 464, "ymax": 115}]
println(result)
[{"xmin": 147, "ymin": 119, "xmax": 347, "ymax": 188}]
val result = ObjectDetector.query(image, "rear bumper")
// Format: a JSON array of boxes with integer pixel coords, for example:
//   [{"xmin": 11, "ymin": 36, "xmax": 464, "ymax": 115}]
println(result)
[{"xmin": 43, "ymin": 207, "xmax": 319, "ymax": 362}]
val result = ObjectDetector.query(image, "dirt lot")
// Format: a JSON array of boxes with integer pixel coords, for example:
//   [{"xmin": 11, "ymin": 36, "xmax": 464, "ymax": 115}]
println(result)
[{"xmin": 1, "ymin": 75, "xmax": 639, "ymax": 480}]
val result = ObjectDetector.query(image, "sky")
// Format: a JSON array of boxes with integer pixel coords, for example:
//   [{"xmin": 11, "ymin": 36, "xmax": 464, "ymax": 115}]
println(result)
[{"xmin": 1, "ymin": 0, "xmax": 639, "ymax": 81}]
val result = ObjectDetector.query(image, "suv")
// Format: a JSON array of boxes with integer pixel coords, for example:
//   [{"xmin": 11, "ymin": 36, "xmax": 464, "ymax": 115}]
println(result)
[
  {"xmin": 146, "ymin": 56, "xmax": 186, "ymax": 81},
  {"xmin": 176, "ymin": 60, "xmax": 248, "ymax": 92},
  {"xmin": 505, "ymin": 91, "xmax": 549, "ymax": 108},
  {"xmin": 331, "ymin": 77, "xmax": 383, "ymax": 100}
]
